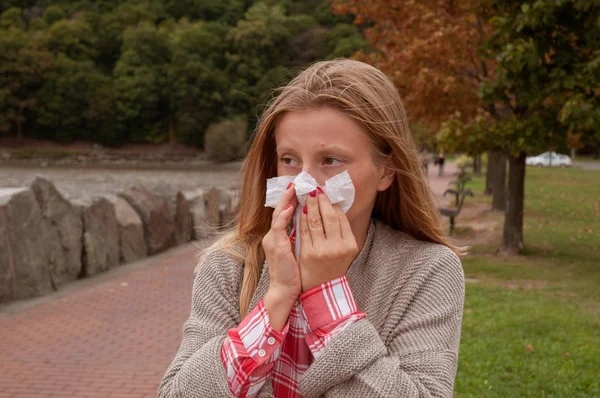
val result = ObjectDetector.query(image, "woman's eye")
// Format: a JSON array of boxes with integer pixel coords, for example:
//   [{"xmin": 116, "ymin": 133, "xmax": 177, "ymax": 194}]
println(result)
[
  {"xmin": 281, "ymin": 157, "xmax": 299, "ymax": 166},
  {"xmin": 323, "ymin": 157, "xmax": 342, "ymax": 166}
]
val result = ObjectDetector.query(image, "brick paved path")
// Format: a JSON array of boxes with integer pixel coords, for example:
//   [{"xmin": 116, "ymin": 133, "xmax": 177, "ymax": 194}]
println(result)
[
  {"xmin": 0, "ymin": 246, "xmax": 199, "ymax": 398},
  {"xmin": 0, "ymin": 163, "xmax": 457, "ymax": 398}
]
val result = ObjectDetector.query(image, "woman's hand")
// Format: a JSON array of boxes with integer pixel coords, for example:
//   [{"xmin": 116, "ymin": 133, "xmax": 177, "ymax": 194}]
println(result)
[
  {"xmin": 262, "ymin": 182, "xmax": 300, "ymax": 331},
  {"xmin": 299, "ymin": 188, "xmax": 358, "ymax": 292}
]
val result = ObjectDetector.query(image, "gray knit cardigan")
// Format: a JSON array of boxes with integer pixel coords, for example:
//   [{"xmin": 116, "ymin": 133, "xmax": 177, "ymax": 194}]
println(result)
[{"xmin": 159, "ymin": 219, "xmax": 465, "ymax": 397}]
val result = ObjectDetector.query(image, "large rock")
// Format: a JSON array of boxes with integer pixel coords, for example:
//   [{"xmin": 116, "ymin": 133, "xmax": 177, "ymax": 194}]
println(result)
[
  {"xmin": 119, "ymin": 186, "xmax": 175, "ymax": 254},
  {"xmin": 205, "ymin": 187, "xmax": 221, "ymax": 232},
  {"xmin": 31, "ymin": 177, "xmax": 83, "ymax": 286},
  {"xmin": 174, "ymin": 191, "xmax": 193, "ymax": 244},
  {"xmin": 181, "ymin": 188, "xmax": 206, "ymax": 240},
  {"xmin": 0, "ymin": 188, "xmax": 54, "ymax": 303},
  {"xmin": 73, "ymin": 197, "xmax": 119, "ymax": 277},
  {"xmin": 109, "ymin": 196, "xmax": 147, "ymax": 263},
  {"xmin": 220, "ymin": 187, "xmax": 241, "ymax": 226}
]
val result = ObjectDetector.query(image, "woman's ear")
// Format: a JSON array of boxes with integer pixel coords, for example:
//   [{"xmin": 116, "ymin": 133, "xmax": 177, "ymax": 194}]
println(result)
[{"xmin": 376, "ymin": 157, "xmax": 395, "ymax": 192}]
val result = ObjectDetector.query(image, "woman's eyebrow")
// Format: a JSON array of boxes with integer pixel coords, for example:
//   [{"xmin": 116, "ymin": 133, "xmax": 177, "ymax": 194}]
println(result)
[
  {"xmin": 276, "ymin": 144, "xmax": 351, "ymax": 155},
  {"xmin": 314, "ymin": 145, "xmax": 351, "ymax": 155}
]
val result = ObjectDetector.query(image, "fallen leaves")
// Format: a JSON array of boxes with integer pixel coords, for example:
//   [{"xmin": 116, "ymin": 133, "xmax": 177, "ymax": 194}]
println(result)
[{"xmin": 525, "ymin": 344, "xmax": 535, "ymax": 352}]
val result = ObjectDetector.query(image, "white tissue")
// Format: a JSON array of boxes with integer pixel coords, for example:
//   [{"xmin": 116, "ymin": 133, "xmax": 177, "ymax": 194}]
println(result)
[{"xmin": 265, "ymin": 171, "xmax": 355, "ymax": 258}]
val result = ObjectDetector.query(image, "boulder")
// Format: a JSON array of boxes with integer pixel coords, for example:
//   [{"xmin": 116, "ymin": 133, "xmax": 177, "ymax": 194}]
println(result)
[
  {"xmin": 110, "ymin": 196, "xmax": 147, "ymax": 263},
  {"xmin": 73, "ymin": 196, "xmax": 119, "ymax": 277},
  {"xmin": 205, "ymin": 187, "xmax": 221, "ymax": 231},
  {"xmin": 174, "ymin": 191, "xmax": 193, "ymax": 244},
  {"xmin": 0, "ymin": 188, "xmax": 54, "ymax": 303},
  {"xmin": 119, "ymin": 186, "xmax": 175, "ymax": 254},
  {"xmin": 220, "ymin": 188, "xmax": 241, "ymax": 226},
  {"xmin": 181, "ymin": 188, "xmax": 206, "ymax": 240},
  {"xmin": 31, "ymin": 177, "xmax": 83, "ymax": 286}
]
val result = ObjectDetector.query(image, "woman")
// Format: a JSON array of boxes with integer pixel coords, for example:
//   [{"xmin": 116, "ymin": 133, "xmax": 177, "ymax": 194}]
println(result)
[{"xmin": 159, "ymin": 59, "xmax": 464, "ymax": 398}]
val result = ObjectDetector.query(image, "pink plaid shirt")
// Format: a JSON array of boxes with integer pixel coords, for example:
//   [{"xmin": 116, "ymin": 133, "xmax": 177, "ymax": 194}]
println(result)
[{"xmin": 221, "ymin": 274, "xmax": 365, "ymax": 397}]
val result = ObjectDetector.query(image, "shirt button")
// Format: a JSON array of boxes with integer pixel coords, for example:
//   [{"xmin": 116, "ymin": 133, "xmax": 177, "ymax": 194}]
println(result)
[
  {"xmin": 258, "ymin": 349, "xmax": 266, "ymax": 357},
  {"xmin": 267, "ymin": 337, "xmax": 276, "ymax": 345}
]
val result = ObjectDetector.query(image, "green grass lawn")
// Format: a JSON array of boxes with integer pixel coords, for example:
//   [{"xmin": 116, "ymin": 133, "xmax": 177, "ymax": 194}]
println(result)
[{"xmin": 454, "ymin": 167, "xmax": 600, "ymax": 397}]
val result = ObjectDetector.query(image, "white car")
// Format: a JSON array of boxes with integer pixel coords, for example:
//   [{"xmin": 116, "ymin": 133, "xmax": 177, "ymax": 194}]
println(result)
[{"xmin": 526, "ymin": 151, "xmax": 573, "ymax": 167}]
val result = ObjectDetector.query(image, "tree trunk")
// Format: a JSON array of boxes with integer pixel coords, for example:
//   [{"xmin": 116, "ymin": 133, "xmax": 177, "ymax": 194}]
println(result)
[
  {"xmin": 501, "ymin": 151, "xmax": 526, "ymax": 255},
  {"xmin": 491, "ymin": 152, "xmax": 506, "ymax": 212},
  {"xmin": 485, "ymin": 151, "xmax": 494, "ymax": 195},
  {"xmin": 473, "ymin": 153, "xmax": 482, "ymax": 177}
]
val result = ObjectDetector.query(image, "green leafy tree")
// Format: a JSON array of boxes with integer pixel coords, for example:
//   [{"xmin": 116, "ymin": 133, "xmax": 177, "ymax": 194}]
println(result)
[
  {"xmin": 168, "ymin": 21, "xmax": 229, "ymax": 145},
  {"xmin": 113, "ymin": 22, "xmax": 171, "ymax": 143},
  {"xmin": 0, "ymin": 7, "xmax": 26, "ymax": 30},
  {"xmin": 42, "ymin": 5, "xmax": 65, "ymax": 26},
  {"xmin": 34, "ymin": 54, "xmax": 107, "ymax": 142},
  {"xmin": 226, "ymin": 2, "xmax": 317, "ymax": 121},
  {"xmin": 324, "ymin": 23, "xmax": 368, "ymax": 59},
  {"xmin": 96, "ymin": 2, "xmax": 159, "ymax": 71},
  {"xmin": 0, "ymin": 26, "xmax": 52, "ymax": 138},
  {"xmin": 43, "ymin": 18, "xmax": 97, "ymax": 61},
  {"xmin": 478, "ymin": 0, "xmax": 599, "ymax": 254},
  {"xmin": 164, "ymin": 0, "xmax": 246, "ymax": 24}
]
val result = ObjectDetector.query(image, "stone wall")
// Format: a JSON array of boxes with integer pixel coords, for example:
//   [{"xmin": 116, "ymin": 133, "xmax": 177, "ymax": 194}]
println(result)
[{"xmin": 0, "ymin": 179, "xmax": 240, "ymax": 304}]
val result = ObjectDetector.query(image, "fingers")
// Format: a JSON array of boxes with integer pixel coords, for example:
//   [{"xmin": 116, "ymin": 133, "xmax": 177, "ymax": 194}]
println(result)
[
  {"xmin": 299, "ymin": 200, "xmax": 312, "ymax": 249},
  {"xmin": 335, "ymin": 205, "xmax": 353, "ymax": 240},
  {"xmin": 271, "ymin": 182, "xmax": 297, "ymax": 229},
  {"xmin": 305, "ymin": 189, "xmax": 325, "ymax": 242},
  {"xmin": 317, "ymin": 188, "xmax": 341, "ymax": 240}
]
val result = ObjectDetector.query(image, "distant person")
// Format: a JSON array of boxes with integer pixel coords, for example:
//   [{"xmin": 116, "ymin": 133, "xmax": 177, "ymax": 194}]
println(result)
[
  {"xmin": 438, "ymin": 152, "xmax": 446, "ymax": 176},
  {"xmin": 159, "ymin": 59, "xmax": 464, "ymax": 397}
]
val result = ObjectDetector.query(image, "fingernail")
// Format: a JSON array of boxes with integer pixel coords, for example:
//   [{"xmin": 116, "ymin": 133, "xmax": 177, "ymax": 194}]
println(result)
[
  {"xmin": 286, "ymin": 182, "xmax": 293, "ymax": 189},
  {"xmin": 284, "ymin": 204, "xmax": 292, "ymax": 211},
  {"xmin": 316, "ymin": 186, "xmax": 323, "ymax": 194},
  {"xmin": 302, "ymin": 205, "xmax": 307, "ymax": 214},
  {"xmin": 309, "ymin": 190, "xmax": 317, "ymax": 197}
]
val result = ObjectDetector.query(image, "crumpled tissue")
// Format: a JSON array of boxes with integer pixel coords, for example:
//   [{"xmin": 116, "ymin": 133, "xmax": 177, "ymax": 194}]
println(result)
[{"xmin": 265, "ymin": 171, "xmax": 355, "ymax": 258}]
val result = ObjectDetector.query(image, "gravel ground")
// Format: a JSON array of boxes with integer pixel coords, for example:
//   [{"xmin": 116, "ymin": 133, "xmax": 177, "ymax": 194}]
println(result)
[{"xmin": 0, "ymin": 165, "xmax": 243, "ymax": 201}]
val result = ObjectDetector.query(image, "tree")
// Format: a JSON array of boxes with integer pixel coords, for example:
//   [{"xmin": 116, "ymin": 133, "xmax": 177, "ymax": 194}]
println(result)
[
  {"xmin": 0, "ymin": 25, "xmax": 52, "ymax": 139},
  {"xmin": 225, "ymin": 2, "xmax": 318, "ymax": 122},
  {"xmin": 42, "ymin": 18, "xmax": 97, "ymax": 61},
  {"xmin": 113, "ymin": 22, "xmax": 171, "ymax": 143},
  {"xmin": 168, "ymin": 21, "xmax": 229, "ymax": 145},
  {"xmin": 34, "ymin": 54, "xmax": 107, "ymax": 142},
  {"xmin": 96, "ymin": 2, "xmax": 159, "ymax": 71},
  {"xmin": 479, "ymin": 0, "xmax": 600, "ymax": 254},
  {"xmin": 0, "ymin": 7, "xmax": 26, "ymax": 30},
  {"xmin": 332, "ymin": 0, "xmax": 505, "ymax": 215},
  {"xmin": 331, "ymin": 0, "xmax": 496, "ymax": 128},
  {"xmin": 163, "ymin": 0, "xmax": 247, "ymax": 24},
  {"xmin": 42, "ymin": 5, "xmax": 66, "ymax": 26}
]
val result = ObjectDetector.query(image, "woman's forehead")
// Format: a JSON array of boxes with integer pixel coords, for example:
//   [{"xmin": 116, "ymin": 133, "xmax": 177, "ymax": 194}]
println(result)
[{"xmin": 274, "ymin": 108, "xmax": 368, "ymax": 149}]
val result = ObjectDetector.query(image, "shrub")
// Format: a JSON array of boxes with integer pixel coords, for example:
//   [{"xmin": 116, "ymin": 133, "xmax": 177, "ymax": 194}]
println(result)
[
  {"xmin": 204, "ymin": 119, "xmax": 247, "ymax": 163},
  {"xmin": 455, "ymin": 154, "xmax": 472, "ymax": 170}
]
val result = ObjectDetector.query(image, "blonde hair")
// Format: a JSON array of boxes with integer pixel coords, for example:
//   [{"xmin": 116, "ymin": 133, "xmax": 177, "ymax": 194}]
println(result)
[{"xmin": 197, "ymin": 59, "xmax": 461, "ymax": 318}]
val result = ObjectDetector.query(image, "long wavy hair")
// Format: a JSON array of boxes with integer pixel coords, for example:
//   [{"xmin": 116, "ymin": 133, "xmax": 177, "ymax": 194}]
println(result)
[{"xmin": 197, "ymin": 59, "xmax": 460, "ymax": 318}]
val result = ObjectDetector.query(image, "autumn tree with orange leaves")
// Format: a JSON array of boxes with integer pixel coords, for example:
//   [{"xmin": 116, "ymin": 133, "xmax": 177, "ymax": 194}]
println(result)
[
  {"xmin": 331, "ymin": 0, "xmax": 495, "ymax": 127},
  {"xmin": 332, "ymin": 0, "xmax": 600, "ymax": 255}
]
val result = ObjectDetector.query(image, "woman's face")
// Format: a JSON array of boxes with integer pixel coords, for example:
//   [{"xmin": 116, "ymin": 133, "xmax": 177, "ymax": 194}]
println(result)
[{"xmin": 275, "ymin": 107, "xmax": 393, "ymax": 233}]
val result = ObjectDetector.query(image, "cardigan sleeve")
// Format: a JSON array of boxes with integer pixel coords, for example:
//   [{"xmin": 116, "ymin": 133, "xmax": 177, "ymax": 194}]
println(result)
[
  {"xmin": 158, "ymin": 250, "xmax": 274, "ymax": 398},
  {"xmin": 299, "ymin": 251, "xmax": 465, "ymax": 398}
]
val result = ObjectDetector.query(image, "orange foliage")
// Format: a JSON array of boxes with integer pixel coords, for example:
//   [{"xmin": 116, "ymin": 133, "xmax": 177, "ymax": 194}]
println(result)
[{"xmin": 331, "ymin": 0, "xmax": 495, "ymax": 127}]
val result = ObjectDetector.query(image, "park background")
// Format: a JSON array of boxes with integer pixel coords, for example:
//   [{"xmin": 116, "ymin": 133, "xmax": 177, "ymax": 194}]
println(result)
[{"xmin": 0, "ymin": 0, "xmax": 599, "ymax": 397}]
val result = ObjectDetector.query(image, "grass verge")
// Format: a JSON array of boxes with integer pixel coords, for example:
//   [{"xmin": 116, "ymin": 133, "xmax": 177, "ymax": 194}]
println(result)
[{"xmin": 454, "ymin": 166, "xmax": 600, "ymax": 397}]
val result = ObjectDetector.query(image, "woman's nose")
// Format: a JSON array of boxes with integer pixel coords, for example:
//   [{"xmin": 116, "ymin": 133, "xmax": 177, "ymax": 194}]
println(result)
[{"xmin": 302, "ymin": 166, "xmax": 326, "ymax": 186}]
